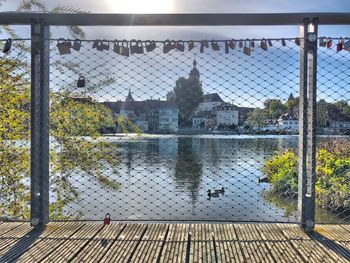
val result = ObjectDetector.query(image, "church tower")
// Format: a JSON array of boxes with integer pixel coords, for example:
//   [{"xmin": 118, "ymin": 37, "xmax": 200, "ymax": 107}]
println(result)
[
  {"xmin": 126, "ymin": 89, "xmax": 134, "ymax": 102},
  {"xmin": 189, "ymin": 58, "xmax": 200, "ymax": 80}
]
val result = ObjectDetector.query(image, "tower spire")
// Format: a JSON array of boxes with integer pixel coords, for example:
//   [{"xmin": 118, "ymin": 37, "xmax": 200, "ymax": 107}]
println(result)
[
  {"xmin": 126, "ymin": 89, "xmax": 134, "ymax": 102},
  {"xmin": 189, "ymin": 56, "xmax": 200, "ymax": 80}
]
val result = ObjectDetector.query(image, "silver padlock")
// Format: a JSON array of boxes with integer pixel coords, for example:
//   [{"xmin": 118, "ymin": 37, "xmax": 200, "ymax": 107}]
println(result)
[{"xmin": 72, "ymin": 39, "xmax": 82, "ymax": 51}]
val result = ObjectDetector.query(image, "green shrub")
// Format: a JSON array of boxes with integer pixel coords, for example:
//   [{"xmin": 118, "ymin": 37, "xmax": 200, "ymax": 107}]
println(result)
[{"xmin": 263, "ymin": 139, "xmax": 350, "ymax": 213}]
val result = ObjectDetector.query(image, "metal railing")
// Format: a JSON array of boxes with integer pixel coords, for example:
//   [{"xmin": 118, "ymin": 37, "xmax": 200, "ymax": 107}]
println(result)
[{"xmin": 1, "ymin": 13, "xmax": 350, "ymax": 232}]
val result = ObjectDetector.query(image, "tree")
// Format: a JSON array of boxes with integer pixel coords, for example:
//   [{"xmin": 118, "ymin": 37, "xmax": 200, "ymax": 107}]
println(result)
[
  {"xmin": 174, "ymin": 77, "xmax": 203, "ymax": 126},
  {"xmin": 317, "ymin": 99, "xmax": 329, "ymax": 128},
  {"xmin": 247, "ymin": 109, "xmax": 268, "ymax": 130},
  {"xmin": 264, "ymin": 99, "xmax": 286, "ymax": 119},
  {"xmin": 285, "ymin": 96, "xmax": 299, "ymax": 113}
]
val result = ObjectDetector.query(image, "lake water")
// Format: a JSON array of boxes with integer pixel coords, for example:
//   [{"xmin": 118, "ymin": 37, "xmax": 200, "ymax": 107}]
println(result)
[{"xmin": 66, "ymin": 134, "xmax": 349, "ymax": 223}]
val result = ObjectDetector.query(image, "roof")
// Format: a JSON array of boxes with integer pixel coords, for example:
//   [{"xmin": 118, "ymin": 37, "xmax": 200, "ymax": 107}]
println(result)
[
  {"xmin": 214, "ymin": 103, "xmax": 238, "ymax": 111},
  {"xmin": 203, "ymin": 93, "xmax": 224, "ymax": 103},
  {"xmin": 279, "ymin": 112, "xmax": 299, "ymax": 121}
]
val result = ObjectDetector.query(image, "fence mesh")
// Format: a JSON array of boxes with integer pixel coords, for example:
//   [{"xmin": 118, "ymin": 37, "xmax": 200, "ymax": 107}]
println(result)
[
  {"xmin": 0, "ymin": 39, "xmax": 31, "ymax": 220},
  {"xmin": 0, "ymin": 35, "xmax": 349, "ymax": 223}
]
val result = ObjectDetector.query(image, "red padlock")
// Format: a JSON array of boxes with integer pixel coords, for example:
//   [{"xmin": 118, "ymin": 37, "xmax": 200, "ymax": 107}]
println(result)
[
  {"xmin": 336, "ymin": 39, "xmax": 343, "ymax": 52},
  {"xmin": 336, "ymin": 42, "xmax": 343, "ymax": 52},
  {"xmin": 327, "ymin": 39, "xmax": 333, "ymax": 48},
  {"xmin": 104, "ymin": 213, "xmax": 111, "ymax": 225}
]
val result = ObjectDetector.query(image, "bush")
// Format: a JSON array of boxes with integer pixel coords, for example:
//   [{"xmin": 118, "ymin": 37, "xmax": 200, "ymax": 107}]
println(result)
[{"xmin": 262, "ymin": 139, "xmax": 350, "ymax": 213}]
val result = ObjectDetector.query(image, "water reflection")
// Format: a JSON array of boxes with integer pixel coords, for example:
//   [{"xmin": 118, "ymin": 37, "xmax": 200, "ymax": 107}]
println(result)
[
  {"xmin": 174, "ymin": 138, "xmax": 203, "ymax": 205},
  {"xmin": 68, "ymin": 135, "xmax": 349, "ymax": 223}
]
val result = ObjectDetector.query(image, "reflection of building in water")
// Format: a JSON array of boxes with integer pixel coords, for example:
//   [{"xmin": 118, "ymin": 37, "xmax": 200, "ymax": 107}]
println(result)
[
  {"xmin": 103, "ymin": 91, "xmax": 179, "ymax": 133},
  {"xmin": 159, "ymin": 137, "xmax": 178, "ymax": 157}
]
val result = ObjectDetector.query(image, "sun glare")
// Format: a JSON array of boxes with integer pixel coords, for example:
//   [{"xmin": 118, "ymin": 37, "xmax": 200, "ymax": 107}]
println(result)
[{"xmin": 107, "ymin": 0, "xmax": 174, "ymax": 13}]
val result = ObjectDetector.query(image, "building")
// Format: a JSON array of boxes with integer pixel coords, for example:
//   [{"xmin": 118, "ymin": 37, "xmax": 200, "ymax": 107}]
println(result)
[
  {"xmin": 278, "ymin": 112, "xmax": 299, "ymax": 131},
  {"xmin": 103, "ymin": 91, "xmax": 179, "ymax": 133},
  {"xmin": 192, "ymin": 111, "xmax": 213, "ymax": 130},
  {"xmin": 328, "ymin": 120, "xmax": 350, "ymax": 133},
  {"xmin": 214, "ymin": 103, "xmax": 239, "ymax": 127}
]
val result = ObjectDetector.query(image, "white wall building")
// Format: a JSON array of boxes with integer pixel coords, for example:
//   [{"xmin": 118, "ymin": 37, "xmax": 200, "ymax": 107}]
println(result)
[
  {"xmin": 278, "ymin": 113, "xmax": 299, "ymax": 131},
  {"xmin": 214, "ymin": 104, "xmax": 239, "ymax": 126},
  {"xmin": 159, "ymin": 107, "xmax": 179, "ymax": 132}
]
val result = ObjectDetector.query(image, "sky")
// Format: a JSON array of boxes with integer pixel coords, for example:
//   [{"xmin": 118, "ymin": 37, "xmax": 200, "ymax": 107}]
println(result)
[{"xmin": 1, "ymin": 0, "xmax": 349, "ymax": 107}]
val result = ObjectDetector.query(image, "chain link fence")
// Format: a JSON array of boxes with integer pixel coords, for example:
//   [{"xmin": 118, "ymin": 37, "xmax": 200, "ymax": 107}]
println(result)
[{"xmin": 0, "ymin": 35, "xmax": 349, "ymax": 223}]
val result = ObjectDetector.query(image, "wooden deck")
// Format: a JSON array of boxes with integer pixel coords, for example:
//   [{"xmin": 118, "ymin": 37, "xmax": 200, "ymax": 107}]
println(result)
[{"xmin": 0, "ymin": 222, "xmax": 349, "ymax": 262}]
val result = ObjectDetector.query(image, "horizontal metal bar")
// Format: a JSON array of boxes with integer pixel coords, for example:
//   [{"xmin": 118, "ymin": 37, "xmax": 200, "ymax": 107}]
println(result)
[{"xmin": 1, "ymin": 12, "xmax": 350, "ymax": 26}]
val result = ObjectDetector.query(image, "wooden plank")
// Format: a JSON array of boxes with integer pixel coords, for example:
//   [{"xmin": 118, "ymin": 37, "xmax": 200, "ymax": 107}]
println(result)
[
  {"xmin": 212, "ymin": 224, "xmax": 244, "ymax": 262},
  {"xmin": 190, "ymin": 224, "xmax": 215, "ymax": 263},
  {"xmin": 0, "ymin": 223, "xmax": 33, "ymax": 253},
  {"xmin": 0, "ymin": 222, "xmax": 66, "ymax": 262},
  {"xmin": 254, "ymin": 224, "xmax": 304, "ymax": 263},
  {"xmin": 129, "ymin": 224, "xmax": 167, "ymax": 262},
  {"xmin": 159, "ymin": 223, "xmax": 188, "ymax": 263},
  {"xmin": 15, "ymin": 222, "xmax": 85, "ymax": 262},
  {"xmin": 100, "ymin": 223, "xmax": 147, "ymax": 262},
  {"xmin": 70, "ymin": 223, "xmax": 126, "ymax": 262},
  {"xmin": 234, "ymin": 224, "xmax": 275, "ymax": 262},
  {"xmin": 40, "ymin": 222, "xmax": 102, "ymax": 263},
  {"xmin": 279, "ymin": 224, "xmax": 347, "ymax": 263},
  {"xmin": 315, "ymin": 225, "xmax": 350, "ymax": 241},
  {"xmin": 0, "ymin": 222, "xmax": 24, "ymax": 236}
]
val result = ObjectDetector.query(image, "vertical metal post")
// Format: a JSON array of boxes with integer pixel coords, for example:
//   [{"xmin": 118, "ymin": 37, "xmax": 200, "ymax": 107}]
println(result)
[
  {"xmin": 30, "ymin": 19, "xmax": 50, "ymax": 227},
  {"xmin": 298, "ymin": 17, "xmax": 318, "ymax": 232}
]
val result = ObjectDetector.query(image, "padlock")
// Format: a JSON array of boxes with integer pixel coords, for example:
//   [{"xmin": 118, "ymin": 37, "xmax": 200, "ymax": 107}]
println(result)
[
  {"xmin": 260, "ymin": 38, "xmax": 268, "ymax": 51},
  {"xmin": 120, "ymin": 40, "xmax": 130, "ymax": 57},
  {"xmin": 57, "ymin": 38, "xmax": 71, "ymax": 55},
  {"xmin": 96, "ymin": 40, "xmax": 104, "ymax": 51},
  {"xmin": 319, "ymin": 37, "xmax": 326, "ymax": 47},
  {"xmin": 224, "ymin": 40, "xmax": 230, "ymax": 54},
  {"xmin": 229, "ymin": 40, "xmax": 235, "ymax": 49},
  {"xmin": 103, "ymin": 213, "xmax": 111, "ymax": 225},
  {"xmin": 163, "ymin": 40, "xmax": 175, "ymax": 54},
  {"xmin": 239, "ymin": 39, "xmax": 243, "ymax": 48},
  {"xmin": 243, "ymin": 41, "xmax": 251, "ymax": 56},
  {"xmin": 72, "ymin": 39, "xmax": 82, "ymax": 51},
  {"xmin": 176, "ymin": 41, "xmax": 185, "ymax": 52},
  {"xmin": 268, "ymin": 39, "xmax": 273, "ymax": 47},
  {"xmin": 77, "ymin": 76, "xmax": 85, "ymax": 88},
  {"xmin": 200, "ymin": 40, "xmax": 209, "ymax": 53},
  {"xmin": 295, "ymin": 37, "xmax": 301, "ymax": 46},
  {"xmin": 3, "ymin": 38, "xmax": 12, "ymax": 53},
  {"xmin": 92, "ymin": 39, "xmax": 99, "ymax": 49},
  {"xmin": 211, "ymin": 40, "xmax": 220, "ymax": 51},
  {"xmin": 114, "ymin": 40, "xmax": 121, "ymax": 54},
  {"xmin": 136, "ymin": 40, "xmax": 144, "ymax": 54},
  {"xmin": 281, "ymin": 38, "xmax": 286, "ymax": 47},
  {"xmin": 336, "ymin": 38, "xmax": 343, "ymax": 52},
  {"xmin": 267, "ymin": 39, "xmax": 273, "ymax": 47},
  {"xmin": 250, "ymin": 39, "xmax": 255, "ymax": 48},
  {"xmin": 130, "ymin": 39, "xmax": 142, "ymax": 54},
  {"xmin": 343, "ymin": 40, "xmax": 350, "ymax": 51},
  {"xmin": 188, "ymin": 41, "xmax": 195, "ymax": 51},
  {"xmin": 101, "ymin": 40, "xmax": 110, "ymax": 51},
  {"xmin": 326, "ymin": 38, "xmax": 332, "ymax": 48},
  {"xmin": 145, "ymin": 40, "xmax": 156, "ymax": 52}
]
